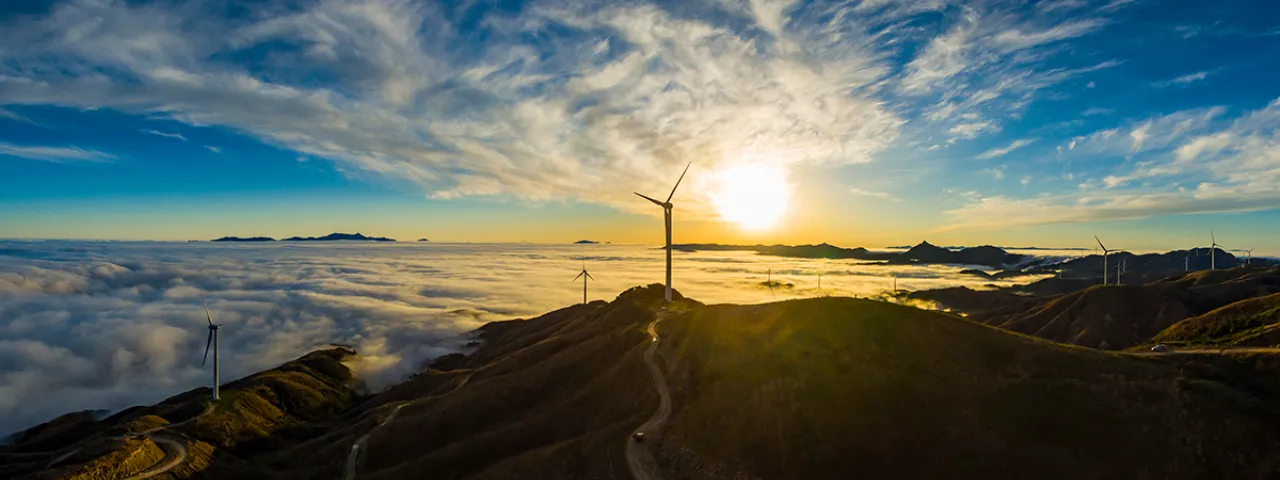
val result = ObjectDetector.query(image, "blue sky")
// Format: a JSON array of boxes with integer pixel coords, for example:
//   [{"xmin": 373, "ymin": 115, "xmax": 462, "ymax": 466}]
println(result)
[{"xmin": 1, "ymin": 0, "xmax": 1278, "ymax": 251}]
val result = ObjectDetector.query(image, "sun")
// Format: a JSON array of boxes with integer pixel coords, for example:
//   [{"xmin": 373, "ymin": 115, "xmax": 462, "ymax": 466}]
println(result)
[{"xmin": 711, "ymin": 164, "xmax": 791, "ymax": 230}]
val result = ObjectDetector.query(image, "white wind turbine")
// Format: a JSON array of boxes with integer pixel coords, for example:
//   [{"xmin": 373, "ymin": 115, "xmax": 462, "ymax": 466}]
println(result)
[
  {"xmin": 1115, "ymin": 257, "xmax": 1126, "ymax": 285},
  {"xmin": 634, "ymin": 162, "xmax": 691, "ymax": 303},
  {"xmin": 202, "ymin": 301, "xmax": 223, "ymax": 402},
  {"xmin": 1095, "ymin": 236, "xmax": 1112, "ymax": 285},
  {"xmin": 1244, "ymin": 248, "xmax": 1254, "ymax": 266},
  {"xmin": 573, "ymin": 262, "xmax": 595, "ymax": 305},
  {"xmin": 1210, "ymin": 232, "xmax": 1221, "ymax": 270},
  {"xmin": 1185, "ymin": 247, "xmax": 1200, "ymax": 272}
]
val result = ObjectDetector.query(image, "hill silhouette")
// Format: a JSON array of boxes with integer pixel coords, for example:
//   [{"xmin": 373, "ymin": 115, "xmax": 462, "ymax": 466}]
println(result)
[
  {"xmin": 970, "ymin": 284, "xmax": 1196, "ymax": 349},
  {"xmin": 13, "ymin": 286, "xmax": 1280, "ymax": 478},
  {"xmin": 282, "ymin": 232, "xmax": 396, "ymax": 242},
  {"xmin": 670, "ymin": 241, "xmax": 1030, "ymax": 268},
  {"xmin": 211, "ymin": 236, "xmax": 276, "ymax": 242},
  {"xmin": 1155, "ymin": 292, "xmax": 1280, "ymax": 346},
  {"xmin": 914, "ymin": 267, "xmax": 1280, "ymax": 350},
  {"xmin": 653, "ymin": 297, "xmax": 1280, "ymax": 479},
  {"xmin": 0, "ymin": 347, "xmax": 363, "ymax": 479}
]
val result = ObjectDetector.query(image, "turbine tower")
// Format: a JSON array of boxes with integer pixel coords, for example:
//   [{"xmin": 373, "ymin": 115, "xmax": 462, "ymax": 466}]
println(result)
[
  {"xmin": 1185, "ymin": 247, "xmax": 1199, "ymax": 272},
  {"xmin": 634, "ymin": 162, "xmax": 691, "ymax": 303},
  {"xmin": 767, "ymin": 267, "xmax": 775, "ymax": 298},
  {"xmin": 202, "ymin": 302, "xmax": 223, "ymax": 402},
  {"xmin": 1095, "ymin": 236, "xmax": 1111, "ymax": 285},
  {"xmin": 1244, "ymin": 248, "xmax": 1254, "ymax": 266},
  {"xmin": 1210, "ymin": 232, "xmax": 1219, "ymax": 270},
  {"xmin": 1115, "ymin": 258, "xmax": 1126, "ymax": 285},
  {"xmin": 573, "ymin": 262, "xmax": 594, "ymax": 305}
]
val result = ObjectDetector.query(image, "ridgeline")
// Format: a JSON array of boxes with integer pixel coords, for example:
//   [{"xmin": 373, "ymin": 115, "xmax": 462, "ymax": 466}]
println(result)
[{"xmin": 11, "ymin": 277, "xmax": 1280, "ymax": 478}]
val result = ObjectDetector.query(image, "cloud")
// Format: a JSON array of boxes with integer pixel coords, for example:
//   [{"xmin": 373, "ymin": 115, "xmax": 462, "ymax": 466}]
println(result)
[
  {"xmin": 0, "ymin": 107, "xmax": 35, "ymax": 124},
  {"xmin": 1152, "ymin": 70, "xmax": 1217, "ymax": 88},
  {"xmin": 204, "ymin": 145, "xmax": 221, "ymax": 154},
  {"xmin": 1066, "ymin": 106, "xmax": 1226, "ymax": 156},
  {"xmin": 0, "ymin": 142, "xmax": 115, "ymax": 163},
  {"xmin": 1082, "ymin": 107, "xmax": 1114, "ymax": 116},
  {"xmin": 848, "ymin": 187, "xmax": 900, "ymax": 201},
  {"xmin": 141, "ymin": 129, "xmax": 188, "ymax": 141},
  {"xmin": 0, "ymin": 0, "xmax": 908, "ymax": 219},
  {"xmin": 0, "ymin": 240, "xmax": 1051, "ymax": 435},
  {"xmin": 942, "ymin": 98, "xmax": 1280, "ymax": 230},
  {"xmin": 976, "ymin": 138, "xmax": 1036, "ymax": 159}
]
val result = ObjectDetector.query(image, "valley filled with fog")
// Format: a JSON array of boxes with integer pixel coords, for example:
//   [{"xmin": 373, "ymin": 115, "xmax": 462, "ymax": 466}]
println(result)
[{"xmin": 0, "ymin": 241, "xmax": 1077, "ymax": 435}]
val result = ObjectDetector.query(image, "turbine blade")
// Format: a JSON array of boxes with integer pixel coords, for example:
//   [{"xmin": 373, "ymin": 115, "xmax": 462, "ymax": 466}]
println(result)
[
  {"xmin": 203, "ymin": 301, "xmax": 213, "ymax": 326},
  {"xmin": 574, "ymin": 271, "xmax": 585, "ymax": 281},
  {"xmin": 666, "ymin": 162, "xmax": 691, "ymax": 203},
  {"xmin": 585, "ymin": 271, "xmax": 595, "ymax": 280},
  {"xmin": 1094, "ymin": 235, "xmax": 1106, "ymax": 251},
  {"xmin": 202, "ymin": 330, "xmax": 213, "ymax": 367},
  {"xmin": 634, "ymin": 192, "xmax": 665, "ymax": 207}
]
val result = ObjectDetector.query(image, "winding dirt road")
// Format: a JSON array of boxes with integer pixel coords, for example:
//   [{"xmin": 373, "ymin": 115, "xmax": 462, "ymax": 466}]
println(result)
[
  {"xmin": 343, "ymin": 372, "xmax": 473, "ymax": 479},
  {"xmin": 626, "ymin": 318, "xmax": 672, "ymax": 480},
  {"xmin": 119, "ymin": 403, "xmax": 215, "ymax": 480},
  {"xmin": 123, "ymin": 435, "xmax": 187, "ymax": 480}
]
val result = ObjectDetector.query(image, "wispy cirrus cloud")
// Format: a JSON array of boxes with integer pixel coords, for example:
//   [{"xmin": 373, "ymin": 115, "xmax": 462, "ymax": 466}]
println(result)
[
  {"xmin": 141, "ymin": 129, "xmax": 188, "ymax": 141},
  {"xmin": 0, "ymin": 142, "xmax": 115, "ymax": 163},
  {"xmin": 0, "ymin": 0, "xmax": 1130, "ymax": 219},
  {"xmin": 943, "ymin": 97, "xmax": 1280, "ymax": 230},
  {"xmin": 976, "ymin": 138, "xmax": 1036, "ymax": 159},
  {"xmin": 1152, "ymin": 69, "xmax": 1218, "ymax": 88},
  {"xmin": 848, "ymin": 187, "xmax": 900, "ymax": 201}
]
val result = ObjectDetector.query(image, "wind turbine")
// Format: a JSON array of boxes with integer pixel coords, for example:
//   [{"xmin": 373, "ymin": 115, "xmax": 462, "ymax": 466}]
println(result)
[
  {"xmin": 1185, "ymin": 247, "xmax": 1199, "ymax": 272},
  {"xmin": 634, "ymin": 162, "xmax": 691, "ymax": 303},
  {"xmin": 1095, "ymin": 236, "xmax": 1111, "ymax": 285},
  {"xmin": 1210, "ymin": 232, "xmax": 1220, "ymax": 270},
  {"xmin": 573, "ymin": 262, "xmax": 594, "ymax": 305},
  {"xmin": 765, "ymin": 266, "xmax": 775, "ymax": 298},
  {"xmin": 1244, "ymin": 248, "xmax": 1254, "ymax": 266},
  {"xmin": 1115, "ymin": 258, "xmax": 1126, "ymax": 285},
  {"xmin": 202, "ymin": 301, "xmax": 223, "ymax": 402}
]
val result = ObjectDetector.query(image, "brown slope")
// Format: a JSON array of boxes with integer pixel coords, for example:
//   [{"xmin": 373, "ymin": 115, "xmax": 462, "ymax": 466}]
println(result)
[
  {"xmin": 4, "ymin": 347, "xmax": 363, "ymax": 480},
  {"xmin": 1155, "ymin": 292, "xmax": 1280, "ymax": 346},
  {"xmin": 654, "ymin": 297, "xmax": 1280, "ymax": 479},
  {"xmin": 338, "ymin": 284, "xmax": 690, "ymax": 480},
  {"xmin": 971, "ymin": 285, "xmax": 1196, "ymax": 349}
]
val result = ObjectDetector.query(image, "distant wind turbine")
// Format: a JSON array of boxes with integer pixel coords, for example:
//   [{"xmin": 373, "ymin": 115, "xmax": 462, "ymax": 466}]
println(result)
[
  {"xmin": 202, "ymin": 301, "xmax": 223, "ymax": 402},
  {"xmin": 1115, "ymin": 258, "xmax": 1126, "ymax": 285},
  {"xmin": 573, "ymin": 262, "xmax": 595, "ymax": 305},
  {"xmin": 1245, "ymin": 248, "xmax": 1254, "ymax": 265},
  {"xmin": 1185, "ymin": 247, "xmax": 1200, "ymax": 272},
  {"xmin": 1210, "ymin": 232, "xmax": 1220, "ymax": 270},
  {"xmin": 634, "ymin": 162, "xmax": 691, "ymax": 303},
  {"xmin": 766, "ymin": 267, "xmax": 775, "ymax": 298},
  {"xmin": 1095, "ymin": 236, "xmax": 1111, "ymax": 285}
]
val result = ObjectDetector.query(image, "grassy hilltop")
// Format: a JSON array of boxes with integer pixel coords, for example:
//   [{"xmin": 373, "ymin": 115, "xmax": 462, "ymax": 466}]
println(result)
[{"xmin": 11, "ymin": 283, "xmax": 1280, "ymax": 479}]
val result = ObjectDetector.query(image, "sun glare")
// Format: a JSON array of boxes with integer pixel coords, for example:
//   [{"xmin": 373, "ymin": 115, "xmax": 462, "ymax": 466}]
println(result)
[{"xmin": 711, "ymin": 165, "xmax": 791, "ymax": 230}]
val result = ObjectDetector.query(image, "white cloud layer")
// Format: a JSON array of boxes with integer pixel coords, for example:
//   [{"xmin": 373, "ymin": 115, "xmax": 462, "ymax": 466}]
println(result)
[{"xmin": 0, "ymin": 240, "xmax": 1049, "ymax": 435}]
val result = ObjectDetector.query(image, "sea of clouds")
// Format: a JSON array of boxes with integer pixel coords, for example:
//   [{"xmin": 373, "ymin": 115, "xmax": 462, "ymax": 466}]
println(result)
[{"xmin": 0, "ymin": 241, "xmax": 1069, "ymax": 435}]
